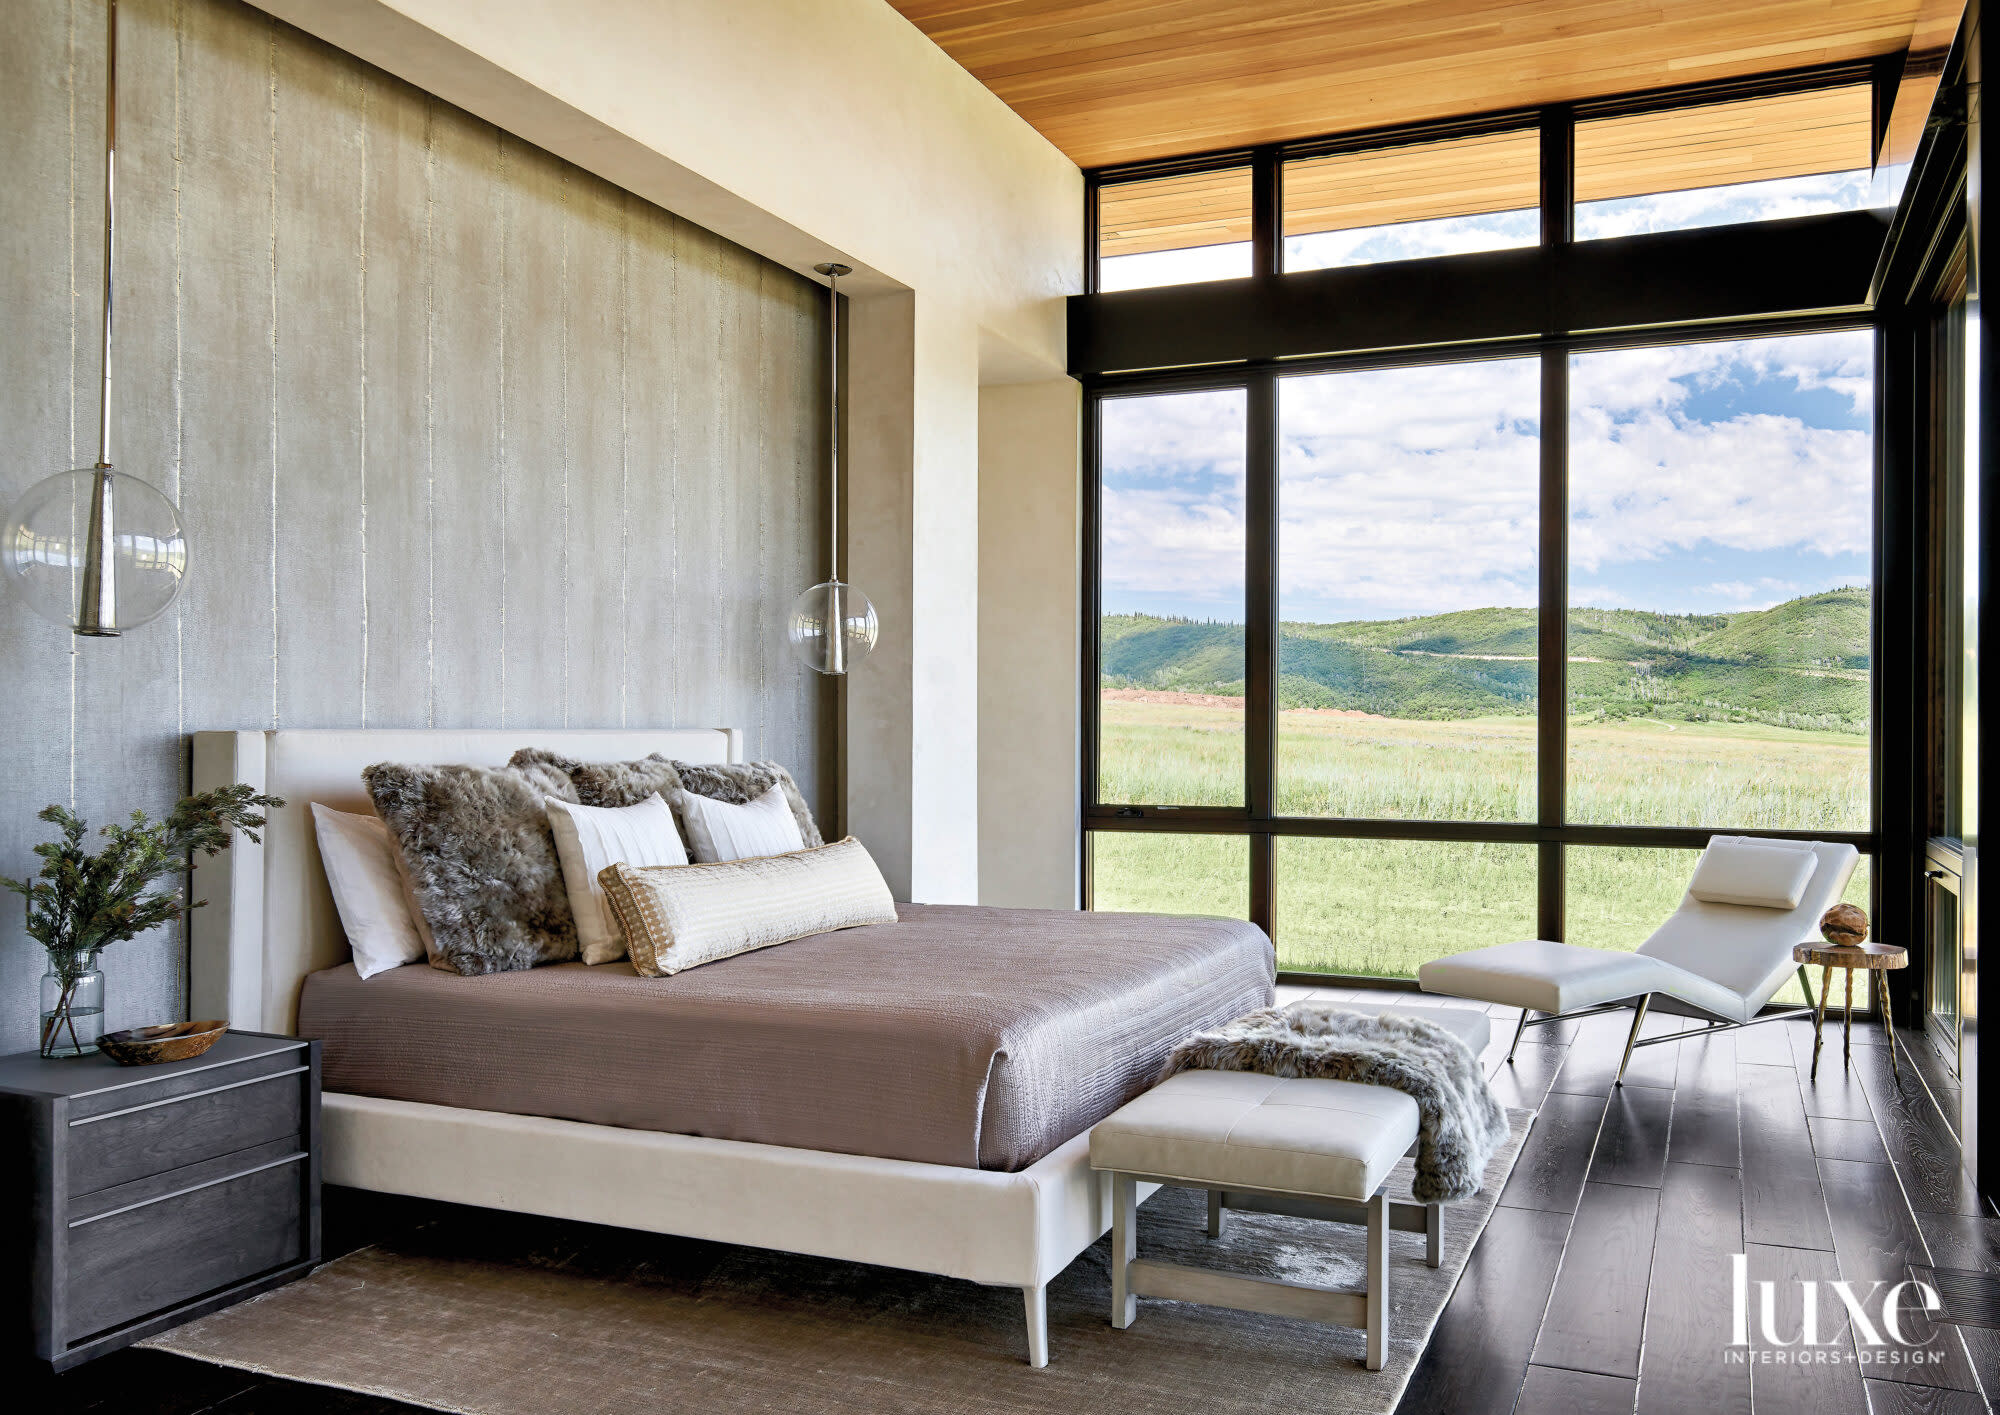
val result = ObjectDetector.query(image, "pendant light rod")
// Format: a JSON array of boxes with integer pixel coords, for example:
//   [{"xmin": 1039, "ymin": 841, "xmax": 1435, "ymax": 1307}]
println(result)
[
  {"xmin": 77, "ymin": 0, "xmax": 120, "ymax": 637},
  {"xmin": 812, "ymin": 261, "xmax": 850, "ymax": 585},
  {"xmin": 97, "ymin": 0, "xmax": 117, "ymax": 470}
]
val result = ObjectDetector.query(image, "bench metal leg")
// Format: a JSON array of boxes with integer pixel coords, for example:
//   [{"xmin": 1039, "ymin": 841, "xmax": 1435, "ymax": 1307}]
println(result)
[
  {"xmin": 1426, "ymin": 1201, "xmax": 1442, "ymax": 1268},
  {"xmin": 1365, "ymin": 1190, "xmax": 1389, "ymax": 1370},
  {"xmin": 1206, "ymin": 1187, "xmax": 1225, "ymax": 1238},
  {"xmin": 1022, "ymin": 1284, "xmax": 1048, "ymax": 1368},
  {"xmin": 1110, "ymin": 1173, "xmax": 1138, "ymax": 1329},
  {"xmin": 1613, "ymin": 995, "xmax": 1650, "ymax": 1087},
  {"xmin": 1506, "ymin": 1007, "xmax": 1532, "ymax": 1062}
]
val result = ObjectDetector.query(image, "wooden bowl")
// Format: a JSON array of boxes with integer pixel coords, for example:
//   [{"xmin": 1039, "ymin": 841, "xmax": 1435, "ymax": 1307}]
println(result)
[{"xmin": 96, "ymin": 1020, "xmax": 228, "ymax": 1066}]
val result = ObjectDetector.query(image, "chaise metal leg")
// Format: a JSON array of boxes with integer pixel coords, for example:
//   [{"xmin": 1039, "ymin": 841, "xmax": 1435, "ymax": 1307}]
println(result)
[
  {"xmin": 1797, "ymin": 964, "xmax": 1816, "ymax": 1010},
  {"xmin": 1206, "ymin": 1188, "xmax": 1225, "ymax": 1238},
  {"xmin": 1506, "ymin": 1007, "xmax": 1532, "ymax": 1063},
  {"xmin": 1022, "ymin": 1283, "xmax": 1049, "ymax": 1368},
  {"xmin": 1110, "ymin": 1173, "xmax": 1138, "ymax": 1330},
  {"xmin": 1365, "ymin": 1190, "xmax": 1389, "ymax": 1371},
  {"xmin": 1614, "ymin": 996, "xmax": 1650, "ymax": 1087}
]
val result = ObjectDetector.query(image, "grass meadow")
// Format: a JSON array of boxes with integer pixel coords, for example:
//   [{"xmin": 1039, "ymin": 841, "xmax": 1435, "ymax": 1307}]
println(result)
[{"xmin": 1094, "ymin": 697, "xmax": 1869, "ymax": 993}]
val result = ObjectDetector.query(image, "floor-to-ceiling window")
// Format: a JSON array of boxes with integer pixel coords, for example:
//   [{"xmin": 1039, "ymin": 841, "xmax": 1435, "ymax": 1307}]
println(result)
[
  {"xmin": 1082, "ymin": 69, "xmax": 1883, "ymax": 981},
  {"xmin": 1565, "ymin": 330, "xmax": 1875, "ymax": 1000}
]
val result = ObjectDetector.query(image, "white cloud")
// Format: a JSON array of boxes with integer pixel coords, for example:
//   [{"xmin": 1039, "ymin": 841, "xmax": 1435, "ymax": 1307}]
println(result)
[
  {"xmin": 1573, "ymin": 169, "xmax": 1880, "ymax": 241},
  {"xmin": 1286, "ymin": 210, "xmax": 1537, "ymax": 272},
  {"xmin": 1099, "ymin": 242, "xmax": 1251, "ymax": 293},
  {"xmin": 1100, "ymin": 334, "xmax": 1873, "ymax": 620},
  {"xmin": 1568, "ymin": 410, "xmax": 1872, "ymax": 572},
  {"xmin": 1277, "ymin": 359, "xmax": 1541, "ymax": 616},
  {"xmin": 1565, "ymin": 332, "xmax": 1873, "ymax": 421},
  {"xmin": 1692, "ymin": 577, "xmax": 1807, "ymax": 610},
  {"xmin": 1102, "ymin": 390, "xmax": 1248, "ymax": 607}
]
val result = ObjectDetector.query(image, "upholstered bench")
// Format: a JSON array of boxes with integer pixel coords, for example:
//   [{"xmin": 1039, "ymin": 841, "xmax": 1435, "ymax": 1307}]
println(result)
[{"xmin": 1090, "ymin": 1058, "xmax": 1446, "ymax": 1371}]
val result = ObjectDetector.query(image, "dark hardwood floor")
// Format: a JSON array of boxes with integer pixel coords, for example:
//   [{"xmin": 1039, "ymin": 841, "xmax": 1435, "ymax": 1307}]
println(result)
[
  {"xmin": 1365, "ymin": 984, "xmax": 2000, "ymax": 1415},
  {"xmin": 10, "ymin": 985, "xmax": 1995, "ymax": 1415}
]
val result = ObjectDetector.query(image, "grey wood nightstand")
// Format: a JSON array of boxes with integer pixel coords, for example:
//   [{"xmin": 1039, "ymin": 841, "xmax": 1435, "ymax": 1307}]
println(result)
[{"xmin": 0, "ymin": 1030, "xmax": 321, "ymax": 1371}]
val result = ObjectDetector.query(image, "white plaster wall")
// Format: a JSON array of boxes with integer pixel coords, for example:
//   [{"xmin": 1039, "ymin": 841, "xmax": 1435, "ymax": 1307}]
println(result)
[
  {"xmin": 845, "ymin": 293, "xmax": 983, "ymax": 903},
  {"xmin": 978, "ymin": 380, "xmax": 1082, "ymax": 909},
  {"xmin": 908, "ymin": 303, "xmax": 983, "ymax": 905}
]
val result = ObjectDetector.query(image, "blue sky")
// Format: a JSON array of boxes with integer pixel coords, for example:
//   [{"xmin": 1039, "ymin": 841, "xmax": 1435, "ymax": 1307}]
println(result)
[{"xmin": 1101, "ymin": 330, "xmax": 1874, "ymax": 624}]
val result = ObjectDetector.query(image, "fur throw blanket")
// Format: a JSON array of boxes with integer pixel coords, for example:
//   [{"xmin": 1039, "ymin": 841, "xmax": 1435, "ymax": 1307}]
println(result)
[{"xmin": 1164, "ymin": 1004, "xmax": 1507, "ymax": 1203}]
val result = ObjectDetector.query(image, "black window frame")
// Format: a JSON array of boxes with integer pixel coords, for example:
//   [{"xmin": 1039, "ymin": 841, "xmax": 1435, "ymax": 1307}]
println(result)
[{"xmin": 1078, "ymin": 62, "xmax": 1900, "ymax": 983}]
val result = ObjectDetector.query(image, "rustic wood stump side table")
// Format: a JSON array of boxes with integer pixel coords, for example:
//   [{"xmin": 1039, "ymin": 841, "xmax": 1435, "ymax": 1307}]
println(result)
[{"xmin": 1791, "ymin": 941, "xmax": 1908, "ymax": 1080}]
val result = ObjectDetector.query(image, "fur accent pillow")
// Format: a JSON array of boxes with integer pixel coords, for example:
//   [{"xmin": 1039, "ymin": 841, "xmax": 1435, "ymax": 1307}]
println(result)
[
  {"xmin": 363, "ymin": 759, "xmax": 581, "ymax": 975},
  {"xmin": 509, "ymin": 750, "xmax": 822, "ymax": 855}
]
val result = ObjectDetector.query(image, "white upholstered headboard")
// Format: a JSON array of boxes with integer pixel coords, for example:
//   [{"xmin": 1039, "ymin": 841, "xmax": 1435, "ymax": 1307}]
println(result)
[{"xmin": 189, "ymin": 728, "xmax": 743, "ymax": 1035}]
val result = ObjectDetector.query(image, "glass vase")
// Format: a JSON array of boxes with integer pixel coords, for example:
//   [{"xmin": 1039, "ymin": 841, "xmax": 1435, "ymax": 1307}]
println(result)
[{"xmin": 40, "ymin": 952, "xmax": 105, "ymax": 1058}]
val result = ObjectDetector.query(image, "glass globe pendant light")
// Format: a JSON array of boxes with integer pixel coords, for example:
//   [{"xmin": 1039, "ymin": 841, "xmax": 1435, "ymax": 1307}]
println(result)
[
  {"xmin": 787, "ymin": 262, "xmax": 877, "ymax": 675},
  {"xmin": 2, "ymin": 0, "xmax": 187, "ymax": 638}
]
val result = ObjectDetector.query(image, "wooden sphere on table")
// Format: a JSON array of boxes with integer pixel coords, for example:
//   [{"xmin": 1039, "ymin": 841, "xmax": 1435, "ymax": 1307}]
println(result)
[{"xmin": 1819, "ymin": 902, "xmax": 1868, "ymax": 946}]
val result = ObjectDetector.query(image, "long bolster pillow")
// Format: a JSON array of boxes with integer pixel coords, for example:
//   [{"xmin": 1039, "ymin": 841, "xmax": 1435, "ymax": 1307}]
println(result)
[{"xmin": 598, "ymin": 836, "xmax": 898, "ymax": 976}]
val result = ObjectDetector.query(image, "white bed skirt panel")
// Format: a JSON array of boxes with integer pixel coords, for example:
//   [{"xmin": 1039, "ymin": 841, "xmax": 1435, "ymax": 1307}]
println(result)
[{"xmin": 324, "ymin": 1093, "xmax": 1142, "ymax": 1290}]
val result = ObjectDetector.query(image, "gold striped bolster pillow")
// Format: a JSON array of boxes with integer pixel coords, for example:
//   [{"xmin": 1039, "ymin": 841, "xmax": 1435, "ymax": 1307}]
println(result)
[{"xmin": 598, "ymin": 836, "xmax": 898, "ymax": 977}]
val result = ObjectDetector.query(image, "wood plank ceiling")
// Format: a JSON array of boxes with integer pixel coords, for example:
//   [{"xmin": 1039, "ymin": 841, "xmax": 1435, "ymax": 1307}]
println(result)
[{"xmin": 888, "ymin": 0, "xmax": 1929, "ymax": 169}]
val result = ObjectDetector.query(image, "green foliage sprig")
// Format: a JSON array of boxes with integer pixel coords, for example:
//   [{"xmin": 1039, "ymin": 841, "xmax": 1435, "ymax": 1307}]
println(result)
[{"xmin": 4, "ymin": 784, "xmax": 285, "ymax": 976}]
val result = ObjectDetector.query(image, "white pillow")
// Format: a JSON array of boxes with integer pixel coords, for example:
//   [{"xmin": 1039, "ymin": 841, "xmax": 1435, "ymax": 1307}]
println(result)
[
  {"xmin": 545, "ymin": 793, "xmax": 690, "ymax": 965},
  {"xmin": 1688, "ymin": 837, "xmax": 1819, "ymax": 910},
  {"xmin": 599, "ymin": 837, "xmax": 898, "ymax": 977},
  {"xmin": 311, "ymin": 804, "xmax": 427, "ymax": 979},
  {"xmin": 678, "ymin": 783, "xmax": 807, "ymax": 862}
]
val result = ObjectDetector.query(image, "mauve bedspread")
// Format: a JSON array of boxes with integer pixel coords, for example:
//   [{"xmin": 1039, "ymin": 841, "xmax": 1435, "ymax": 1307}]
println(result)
[{"xmin": 297, "ymin": 903, "xmax": 1274, "ymax": 1171}]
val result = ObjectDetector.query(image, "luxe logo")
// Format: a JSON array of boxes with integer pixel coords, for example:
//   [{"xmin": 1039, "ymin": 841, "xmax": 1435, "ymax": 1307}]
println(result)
[{"xmin": 1726, "ymin": 1254, "xmax": 1948, "ymax": 1367}]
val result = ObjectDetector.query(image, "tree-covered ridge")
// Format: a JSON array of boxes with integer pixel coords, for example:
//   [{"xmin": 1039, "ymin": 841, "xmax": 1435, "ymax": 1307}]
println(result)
[{"xmin": 1101, "ymin": 587, "xmax": 1870, "ymax": 733}]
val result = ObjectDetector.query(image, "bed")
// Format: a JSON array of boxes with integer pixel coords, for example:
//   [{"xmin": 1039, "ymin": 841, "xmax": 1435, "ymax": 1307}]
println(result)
[{"xmin": 189, "ymin": 729, "xmax": 1275, "ymax": 1367}]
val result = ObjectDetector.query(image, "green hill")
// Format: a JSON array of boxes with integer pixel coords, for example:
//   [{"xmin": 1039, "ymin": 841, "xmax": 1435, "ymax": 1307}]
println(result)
[{"xmin": 1100, "ymin": 587, "xmax": 1870, "ymax": 733}]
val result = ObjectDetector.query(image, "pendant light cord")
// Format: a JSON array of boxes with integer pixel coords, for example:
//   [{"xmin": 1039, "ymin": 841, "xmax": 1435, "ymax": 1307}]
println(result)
[{"xmin": 96, "ymin": 0, "xmax": 117, "ymax": 470}]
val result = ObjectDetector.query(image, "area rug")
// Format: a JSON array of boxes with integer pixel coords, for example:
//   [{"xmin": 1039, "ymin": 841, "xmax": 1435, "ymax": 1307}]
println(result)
[{"xmin": 146, "ymin": 1109, "xmax": 1532, "ymax": 1415}]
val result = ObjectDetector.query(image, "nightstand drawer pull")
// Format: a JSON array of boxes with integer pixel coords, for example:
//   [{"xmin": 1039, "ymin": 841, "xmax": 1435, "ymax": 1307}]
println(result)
[
  {"xmin": 69, "ymin": 1065, "xmax": 308, "ymax": 1127},
  {"xmin": 68, "ymin": 1150, "xmax": 306, "ymax": 1228}
]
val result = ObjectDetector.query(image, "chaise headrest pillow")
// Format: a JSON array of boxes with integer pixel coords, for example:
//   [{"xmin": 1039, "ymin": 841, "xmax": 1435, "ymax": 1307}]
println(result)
[{"xmin": 1687, "ymin": 837, "xmax": 1819, "ymax": 910}]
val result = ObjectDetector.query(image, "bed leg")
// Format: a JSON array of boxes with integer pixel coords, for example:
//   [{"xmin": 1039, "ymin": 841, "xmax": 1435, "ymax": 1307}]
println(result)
[
  {"xmin": 1022, "ymin": 1284, "xmax": 1048, "ymax": 1368},
  {"xmin": 1506, "ymin": 1008, "xmax": 1532, "ymax": 1062},
  {"xmin": 1206, "ymin": 1188, "xmax": 1225, "ymax": 1238}
]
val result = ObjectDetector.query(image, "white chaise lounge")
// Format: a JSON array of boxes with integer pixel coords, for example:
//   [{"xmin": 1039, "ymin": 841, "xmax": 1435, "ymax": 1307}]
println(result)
[{"xmin": 1418, "ymin": 836, "xmax": 1859, "ymax": 1085}]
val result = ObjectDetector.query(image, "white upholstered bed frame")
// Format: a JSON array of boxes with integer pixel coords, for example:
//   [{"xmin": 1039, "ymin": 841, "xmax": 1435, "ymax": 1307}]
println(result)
[{"xmin": 189, "ymin": 728, "xmax": 1140, "ymax": 1368}]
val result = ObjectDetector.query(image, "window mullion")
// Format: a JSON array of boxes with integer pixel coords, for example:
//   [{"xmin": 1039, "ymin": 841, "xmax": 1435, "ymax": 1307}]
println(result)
[
  {"xmin": 1538, "ymin": 347, "xmax": 1569, "ymax": 942},
  {"xmin": 1251, "ymin": 147, "xmax": 1280, "ymax": 278},
  {"xmin": 1540, "ymin": 106, "xmax": 1574, "ymax": 248},
  {"xmin": 1247, "ymin": 372, "xmax": 1279, "ymax": 935}
]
